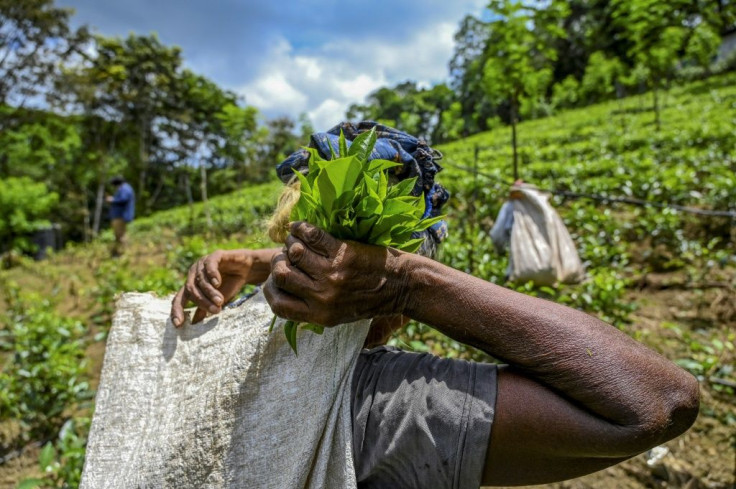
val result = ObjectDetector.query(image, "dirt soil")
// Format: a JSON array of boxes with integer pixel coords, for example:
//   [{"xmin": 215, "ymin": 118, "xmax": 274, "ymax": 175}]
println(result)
[{"xmin": 1, "ymin": 246, "xmax": 734, "ymax": 489}]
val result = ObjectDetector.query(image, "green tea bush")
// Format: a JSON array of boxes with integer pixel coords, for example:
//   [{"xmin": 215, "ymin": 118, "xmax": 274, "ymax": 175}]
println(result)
[
  {"xmin": 0, "ymin": 285, "xmax": 91, "ymax": 443},
  {"xmin": 18, "ymin": 417, "xmax": 90, "ymax": 489},
  {"xmin": 132, "ymin": 180, "xmax": 281, "ymax": 237},
  {"xmin": 0, "ymin": 177, "xmax": 59, "ymax": 260}
]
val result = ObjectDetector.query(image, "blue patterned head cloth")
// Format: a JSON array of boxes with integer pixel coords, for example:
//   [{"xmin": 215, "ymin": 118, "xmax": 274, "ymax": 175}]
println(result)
[{"xmin": 276, "ymin": 121, "xmax": 449, "ymax": 257}]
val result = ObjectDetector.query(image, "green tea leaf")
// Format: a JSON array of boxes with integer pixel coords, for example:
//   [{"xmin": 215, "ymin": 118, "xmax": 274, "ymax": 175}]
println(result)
[
  {"xmin": 363, "ymin": 172, "xmax": 378, "ymax": 194},
  {"xmin": 269, "ymin": 315, "xmax": 278, "ymax": 333},
  {"xmin": 339, "ymin": 129, "xmax": 349, "ymax": 158},
  {"xmin": 17, "ymin": 479, "xmax": 45, "ymax": 489},
  {"xmin": 357, "ymin": 194, "xmax": 381, "ymax": 217},
  {"xmin": 366, "ymin": 158, "xmax": 402, "ymax": 174},
  {"xmin": 396, "ymin": 238, "xmax": 425, "ymax": 252},
  {"xmin": 377, "ymin": 170, "xmax": 388, "ymax": 199},
  {"xmin": 414, "ymin": 215, "xmax": 445, "ymax": 232},
  {"xmin": 326, "ymin": 138, "xmax": 337, "ymax": 160},
  {"xmin": 348, "ymin": 127, "xmax": 377, "ymax": 161},
  {"xmin": 39, "ymin": 442, "xmax": 55, "ymax": 471},
  {"xmin": 387, "ymin": 176, "xmax": 418, "ymax": 198},
  {"xmin": 384, "ymin": 198, "xmax": 419, "ymax": 216},
  {"xmin": 284, "ymin": 320, "xmax": 299, "ymax": 355},
  {"xmin": 323, "ymin": 155, "xmax": 362, "ymax": 196},
  {"xmin": 357, "ymin": 214, "xmax": 380, "ymax": 237},
  {"xmin": 302, "ymin": 323, "xmax": 325, "ymax": 335},
  {"xmin": 292, "ymin": 168, "xmax": 312, "ymax": 194},
  {"xmin": 316, "ymin": 171, "xmax": 337, "ymax": 215},
  {"xmin": 305, "ymin": 147, "xmax": 324, "ymax": 175}
]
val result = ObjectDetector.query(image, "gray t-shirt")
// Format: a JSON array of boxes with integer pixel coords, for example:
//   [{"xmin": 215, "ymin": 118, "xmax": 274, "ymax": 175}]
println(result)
[{"xmin": 352, "ymin": 346, "xmax": 498, "ymax": 489}]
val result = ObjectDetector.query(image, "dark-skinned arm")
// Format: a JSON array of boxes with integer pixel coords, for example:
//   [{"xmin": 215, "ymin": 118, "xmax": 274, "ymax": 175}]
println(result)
[
  {"xmin": 170, "ymin": 247, "xmax": 279, "ymax": 326},
  {"xmin": 264, "ymin": 222, "xmax": 700, "ymax": 486}
]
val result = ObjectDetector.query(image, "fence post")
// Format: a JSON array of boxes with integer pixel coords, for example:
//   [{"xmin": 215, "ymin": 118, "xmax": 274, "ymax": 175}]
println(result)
[{"xmin": 468, "ymin": 144, "xmax": 480, "ymax": 273}]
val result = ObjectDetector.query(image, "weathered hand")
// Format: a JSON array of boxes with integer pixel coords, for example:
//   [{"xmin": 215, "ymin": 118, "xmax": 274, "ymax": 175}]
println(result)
[
  {"xmin": 263, "ymin": 221, "xmax": 408, "ymax": 327},
  {"xmin": 170, "ymin": 248, "xmax": 276, "ymax": 327}
]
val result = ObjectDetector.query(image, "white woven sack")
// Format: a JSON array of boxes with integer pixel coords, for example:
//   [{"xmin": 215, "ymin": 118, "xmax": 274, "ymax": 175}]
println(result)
[
  {"xmin": 509, "ymin": 187, "xmax": 585, "ymax": 285},
  {"xmin": 81, "ymin": 290, "xmax": 370, "ymax": 489}
]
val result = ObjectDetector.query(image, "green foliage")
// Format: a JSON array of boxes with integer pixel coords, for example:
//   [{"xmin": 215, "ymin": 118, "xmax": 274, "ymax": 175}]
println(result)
[
  {"xmin": 481, "ymin": 0, "xmax": 568, "ymax": 171},
  {"xmin": 18, "ymin": 417, "xmax": 90, "ymax": 489},
  {"xmin": 275, "ymin": 128, "xmax": 443, "ymax": 353},
  {"xmin": 667, "ymin": 322, "xmax": 735, "ymax": 386},
  {"xmin": 215, "ymin": 103, "xmax": 269, "ymax": 186},
  {"xmin": 429, "ymin": 72, "xmax": 736, "ymax": 341},
  {"xmin": 0, "ymin": 177, "xmax": 59, "ymax": 256},
  {"xmin": 132, "ymin": 180, "xmax": 281, "ymax": 238},
  {"xmin": 581, "ymin": 52, "xmax": 625, "ymax": 103},
  {"xmin": 552, "ymin": 75, "xmax": 581, "ymax": 109},
  {"xmin": 685, "ymin": 23, "xmax": 721, "ymax": 70},
  {"xmin": 0, "ymin": 285, "xmax": 90, "ymax": 442},
  {"xmin": 482, "ymin": 0, "xmax": 567, "ymax": 114},
  {"xmin": 290, "ymin": 129, "xmax": 440, "ymax": 250},
  {"xmin": 347, "ymin": 82, "xmax": 457, "ymax": 143}
]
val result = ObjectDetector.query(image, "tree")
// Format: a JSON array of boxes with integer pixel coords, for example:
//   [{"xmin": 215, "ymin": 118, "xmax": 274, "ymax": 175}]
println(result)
[
  {"xmin": 0, "ymin": 177, "xmax": 58, "ymax": 262},
  {"xmin": 263, "ymin": 116, "xmax": 297, "ymax": 178},
  {"xmin": 297, "ymin": 112, "xmax": 314, "ymax": 144},
  {"xmin": 0, "ymin": 0, "xmax": 88, "ymax": 107},
  {"xmin": 482, "ymin": 0, "xmax": 569, "ymax": 179},
  {"xmin": 71, "ymin": 34, "xmax": 184, "ymax": 211},
  {"xmin": 552, "ymin": 76, "xmax": 581, "ymax": 109},
  {"xmin": 214, "ymin": 102, "xmax": 267, "ymax": 189},
  {"xmin": 685, "ymin": 22, "xmax": 722, "ymax": 72},
  {"xmin": 611, "ymin": 0, "xmax": 690, "ymax": 130},
  {"xmin": 449, "ymin": 15, "xmax": 494, "ymax": 135},
  {"xmin": 581, "ymin": 52, "xmax": 625, "ymax": 103}
]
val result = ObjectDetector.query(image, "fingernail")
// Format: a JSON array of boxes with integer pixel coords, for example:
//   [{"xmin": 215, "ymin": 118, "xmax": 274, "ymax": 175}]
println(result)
[
  {"xmin": 212, "ymin": 279, "xmax": 220, "ymax": 287},
  {"xmin": 214, "ymin": 295, "xmax": 223, "ymax": 305},
  {"xmin": 209, "ymin": 305, "xmax": 219, "ymax": 314},
  {"xmin": 172, "ymin": 317, "xmax": 181, "ymax": 327}
]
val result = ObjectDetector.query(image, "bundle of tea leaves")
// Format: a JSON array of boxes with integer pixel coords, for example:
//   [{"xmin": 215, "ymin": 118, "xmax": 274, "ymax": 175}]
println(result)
[{"xmin": 272, "ymin": 127, "xmax": 442, "ymax": 353}]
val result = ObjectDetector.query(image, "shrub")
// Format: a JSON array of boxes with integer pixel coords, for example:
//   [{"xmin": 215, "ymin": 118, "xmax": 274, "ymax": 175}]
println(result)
[{"xmin": 0, "ymin": 284, "xmax": 91, "ymax": 443}]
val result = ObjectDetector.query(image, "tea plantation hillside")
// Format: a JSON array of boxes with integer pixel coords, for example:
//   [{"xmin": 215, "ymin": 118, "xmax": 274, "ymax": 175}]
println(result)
[{"xmin": 1, "ymin": 73, "xmax": 734, "ymax": 488}]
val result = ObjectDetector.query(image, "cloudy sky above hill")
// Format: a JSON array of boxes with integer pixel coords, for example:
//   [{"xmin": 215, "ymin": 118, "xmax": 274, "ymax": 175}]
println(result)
[{"xmin": 58, "ymin": 0, "xmax": 486, "ymax": 130}]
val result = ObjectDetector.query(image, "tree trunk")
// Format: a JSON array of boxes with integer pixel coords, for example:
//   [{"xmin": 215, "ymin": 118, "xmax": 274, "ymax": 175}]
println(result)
[
  {"xmin": 200, "ymin": 163, "xmax": 212, "ymax": 230},
  {"xmin": 615, "ymin": 81, "xmax": 626, "ymax": 133},
  {"xmin": 92, "ymin": 180, "xmax": 106, "ymax": 236},
  {"xmin": 137, "ymin": 121, "xmax": 149, "ymax": 214},
  {"xmin": 184, "ymin": 172, "xmax": 195, "ymax": 233},
  {"xmin": 468, "ymin": 144, "xmax": 480, "ymax": 274},
  {"xmin": 653, "ymin": 86, "xmax": 661, "ymax": 132},
  {"xmin": 511, "ymin": 96, "xmax": 519, "ymax": 181}
]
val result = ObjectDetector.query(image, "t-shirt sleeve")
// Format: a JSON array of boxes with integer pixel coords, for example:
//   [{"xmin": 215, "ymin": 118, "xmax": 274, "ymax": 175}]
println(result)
[{"xmin": 351, "ymin": 346, "xmax": 498, "ymax": 489}]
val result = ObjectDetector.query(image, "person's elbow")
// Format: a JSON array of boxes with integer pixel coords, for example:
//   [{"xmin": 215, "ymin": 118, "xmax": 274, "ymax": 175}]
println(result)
[{"xmin": 628, "ymin": 371, "xmax": 700, "ymax": 454}]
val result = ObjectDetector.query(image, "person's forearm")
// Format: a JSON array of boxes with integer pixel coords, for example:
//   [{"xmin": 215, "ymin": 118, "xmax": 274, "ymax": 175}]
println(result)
[{"xmin": 396, "ymin": 253, "xmax": 698, "ymax": 435}]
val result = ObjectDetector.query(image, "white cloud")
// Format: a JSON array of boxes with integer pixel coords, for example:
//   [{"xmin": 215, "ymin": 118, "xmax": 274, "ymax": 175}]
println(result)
[
  {"xmin": 244, "ymin": 71, "xmax": 308, "ymax": 111},
  {"xmin": 309, "ymin": 99, "xmax": 345, "ymax": 131},
  {"xmin": 238, "ymin": 20, "xmax": 461, "ymax": 131}
]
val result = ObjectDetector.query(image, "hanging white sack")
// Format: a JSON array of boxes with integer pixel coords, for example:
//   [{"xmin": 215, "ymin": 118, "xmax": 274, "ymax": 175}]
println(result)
[
  {"xmin": 491, "ymin": 184, "xmax": 585, "ymax": 286},
  {"xmin": 81, "ymin": 290, "xmax": 370, "ymax": 489}
]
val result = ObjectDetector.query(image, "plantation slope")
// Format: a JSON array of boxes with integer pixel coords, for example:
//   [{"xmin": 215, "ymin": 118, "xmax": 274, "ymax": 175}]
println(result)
[{"xmin": 1, "ymin": 75, "xmax": 735, "ymax": 488}]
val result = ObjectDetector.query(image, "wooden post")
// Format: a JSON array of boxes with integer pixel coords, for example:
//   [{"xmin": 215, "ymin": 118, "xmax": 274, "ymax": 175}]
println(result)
[
  {"xmin": 512, "ymin": 121, "xmax": 519, "ymax": 181},
  {"xmin": 200, "ymin": 161, "xmax": 213, "ymax": 231},
  {"xmin": 468, "ymin": 144, "xmax": 480, "ymax": 273}
]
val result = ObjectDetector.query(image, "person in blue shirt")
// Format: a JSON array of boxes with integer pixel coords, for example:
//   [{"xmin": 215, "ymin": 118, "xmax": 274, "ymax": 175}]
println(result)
[{"xmin": 107, "ymin": 176, "xmax": 135, "ymax": 256}]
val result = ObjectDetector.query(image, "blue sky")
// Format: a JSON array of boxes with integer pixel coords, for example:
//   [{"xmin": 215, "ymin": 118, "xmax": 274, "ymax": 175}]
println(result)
[{"xmin": 57, "ymin": 0, "xmax": 487, "ymax": 129}]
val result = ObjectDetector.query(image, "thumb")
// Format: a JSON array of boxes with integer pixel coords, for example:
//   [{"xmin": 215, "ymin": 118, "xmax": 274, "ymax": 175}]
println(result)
[{"xmin": 289, "ymin": 221, "xmax": 340, "ymax": 258}]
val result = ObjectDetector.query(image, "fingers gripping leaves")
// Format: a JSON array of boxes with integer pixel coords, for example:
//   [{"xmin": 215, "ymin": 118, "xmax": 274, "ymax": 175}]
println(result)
[{"xmin": 273, "ymin": 127, "xmax": 443, "ymax": 354}]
